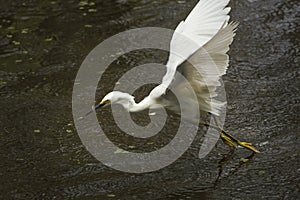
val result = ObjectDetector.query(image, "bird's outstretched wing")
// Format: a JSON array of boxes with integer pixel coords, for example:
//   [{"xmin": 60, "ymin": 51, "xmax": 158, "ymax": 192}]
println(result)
[
  {"xmin": 160, "ymin": 22, "xmax": 238, "ymax": 116},
  {"xmin": 150, "ymin": 0, "xmax": 231, "ymax": 99},
  {"xmin": 180, "ymin": 22, "xmax": 238, "ymax": 115}
]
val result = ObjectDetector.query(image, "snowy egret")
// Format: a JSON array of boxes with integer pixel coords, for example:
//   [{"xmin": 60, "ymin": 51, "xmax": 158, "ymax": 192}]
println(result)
[{"xmin": 92, "ymin": 0, "xmax": 259, "ymax": 153}]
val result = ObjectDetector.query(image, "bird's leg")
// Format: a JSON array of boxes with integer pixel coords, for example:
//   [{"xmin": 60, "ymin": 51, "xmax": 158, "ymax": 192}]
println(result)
[
  {"xmin": 211, "ymin": 115, "xmax": 236, "ymax": 149},
  {"xmin": 220, "ymin": 128, "xmax": 260, "ymax": 153},
  {"xmin": 211, "ymin": 115, "xmax": 260, "ymax": 153},
  {"xmin": 220, "ymin": 132, "xmax": 237, "ymax": 149}
]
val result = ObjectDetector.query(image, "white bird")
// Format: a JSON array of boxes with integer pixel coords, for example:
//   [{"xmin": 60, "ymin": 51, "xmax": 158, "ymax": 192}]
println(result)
[{"xmin": 92, "ymin": 0, "xmax": 259, "ymax": 153}]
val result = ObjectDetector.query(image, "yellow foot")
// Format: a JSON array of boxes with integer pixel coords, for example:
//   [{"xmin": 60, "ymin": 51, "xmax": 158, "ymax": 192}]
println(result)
[
  {"xmin": 220, "ymin": 133, "xmax": 237, "ymax": 149},
  {"xmin": 237, "ymin": 141, "xmax": 260, "ymax": 153}
]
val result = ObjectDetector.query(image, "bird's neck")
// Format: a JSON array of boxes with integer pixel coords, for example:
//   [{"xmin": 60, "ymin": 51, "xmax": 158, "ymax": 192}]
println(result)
[
  {"xmin": 128, "ymin": 97, "xmax": 152, "ymax": 112},
  {"xmin": 118, "ymin": 95, "xmax": 152, "ymax": 112}
]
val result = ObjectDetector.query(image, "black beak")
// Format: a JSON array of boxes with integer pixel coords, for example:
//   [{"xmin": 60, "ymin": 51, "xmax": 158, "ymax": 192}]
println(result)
[
  {"xmin": 95, "ymin": 103, "xmax": 105, "ymax": 110},
  {"xmin": 85, "ymin": 103, "xmax": 105, "ymax": 116}
]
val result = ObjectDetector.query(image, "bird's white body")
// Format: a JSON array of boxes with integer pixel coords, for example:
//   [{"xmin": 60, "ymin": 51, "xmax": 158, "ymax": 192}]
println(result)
[{"xmin": 99, "ymin": 0, "xmax": 237, "ymax": 116}]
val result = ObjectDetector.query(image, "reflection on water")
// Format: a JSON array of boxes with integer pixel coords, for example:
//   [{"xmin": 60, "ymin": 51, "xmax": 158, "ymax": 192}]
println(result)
[{"xmin": 1, "ymin": 0, "xmax": 299, "ymax": 199}]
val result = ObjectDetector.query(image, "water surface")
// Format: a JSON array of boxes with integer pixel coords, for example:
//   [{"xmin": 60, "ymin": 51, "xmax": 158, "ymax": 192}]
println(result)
[{"xmin": 1, "ymin": 0, "xmax": 299, "ymax": 199}]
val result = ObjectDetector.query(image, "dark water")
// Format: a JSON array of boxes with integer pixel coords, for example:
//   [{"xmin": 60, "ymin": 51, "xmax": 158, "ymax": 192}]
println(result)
[{"xmin": 1, "ymin": 0, "xmax": 299, "ymax": 199}]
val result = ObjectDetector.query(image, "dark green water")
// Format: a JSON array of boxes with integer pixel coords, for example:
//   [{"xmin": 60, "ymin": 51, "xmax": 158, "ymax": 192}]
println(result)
[{"xmin": 1, "ymin": 0, "xmax": 299, "ymax": 199}]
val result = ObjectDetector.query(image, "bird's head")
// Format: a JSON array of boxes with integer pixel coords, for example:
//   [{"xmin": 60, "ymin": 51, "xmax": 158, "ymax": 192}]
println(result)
[
  {"xmin": 94, "ymin": 91, "xmax": 134, "ymax": 111},
  {"xmin": 94, "ymin": 92, "xmax": 113, "ymax": 110}
]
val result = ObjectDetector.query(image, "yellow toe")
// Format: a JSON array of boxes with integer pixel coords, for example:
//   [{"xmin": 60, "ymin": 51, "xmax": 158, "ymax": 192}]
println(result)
[
  {"xmin": 221, "ymin": 133, "xmax": 237, "ymax": 148},
  {"xmin": 238, "ymin": 141, "xmax": 260, "ymax": 153}
]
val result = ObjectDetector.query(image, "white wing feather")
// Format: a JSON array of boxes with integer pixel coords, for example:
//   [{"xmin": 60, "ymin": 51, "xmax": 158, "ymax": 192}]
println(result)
[
  {"xmin": 181, "ymin": 22, "xmax": 238, "ymax": 115},
  {"xmin": 161, "ymin": 22, "xmax": 238, "ymax": 116},
  {"xmin": 150, "ymin": 0, "xmax": 231, "ymax": 98}
]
